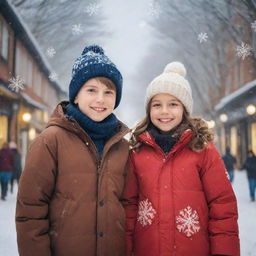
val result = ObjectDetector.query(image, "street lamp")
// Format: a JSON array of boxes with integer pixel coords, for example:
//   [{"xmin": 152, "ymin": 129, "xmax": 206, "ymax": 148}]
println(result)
[
  {"xmin": 246, "ymin": 104, "xmax": 256, "ymax": 115},
  {"xmin": 207, "ymin": 120, "xmax": 215, "ymax": 128},
  {"xmin": 220, "ymin": 113, "xmax": 228, "ymax": 123},
  {"xmin": 22, "ymin": 112, "xmax": 31, "ymax": 122}
]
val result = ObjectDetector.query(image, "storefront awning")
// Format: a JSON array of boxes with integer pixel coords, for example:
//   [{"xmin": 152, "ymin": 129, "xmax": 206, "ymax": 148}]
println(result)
[
  {"xmin": 21, "ymin": 92, "xmax": 49, "ymax": 111},
  {"xmin": 215, "ymin": 79, "xmax": 256, "ymax": 111},
  {"xmin": 0, "ymin": 84, "xmax": 19, "ymax": 99},
  {"xmin": 214, "ymin": 79, "xmax": 256, "ymax": 123}
]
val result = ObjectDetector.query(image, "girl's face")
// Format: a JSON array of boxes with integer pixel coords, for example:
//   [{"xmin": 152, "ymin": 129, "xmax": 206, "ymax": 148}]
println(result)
[
  {"xmin": 74, "ymin": 78, "xmax": 116, "ymax": 122},
  {"xmin": 150, "ymin": 93, "xmax": 184, "ymax": 133}
]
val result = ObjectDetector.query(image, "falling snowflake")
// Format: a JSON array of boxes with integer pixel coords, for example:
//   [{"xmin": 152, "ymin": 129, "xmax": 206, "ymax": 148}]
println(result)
[
  {"xmin": 8, "ymin": 75, "xmax": 25, "ymax": 92},
  {"xmin": 85, "ymin": 3, "xmax": 101, "ymax": 16},
  {"xmin": 49, "ymin": 72, "xmax": 58, "ymax": 82},
  {"xmin": 139, "ymin": 21, "xmax": 147, "ymax": 28},
  {"xmin": 137, "ymin": 199, "xmax": 156, "ymax": 227},
  {"xmin": 197, "ymin": 32, "xmax": 208, "ymax": 43},
  {"xmin": 176, "ymin": 206, "xmax": 200, "ymax": 237},
  {"xmin": 236, "ymin": 42, "xmax": 252, "ymax": 60},
  {"xmin": 46, "ymin": 47, "xmax": 56, "ymax": 58},
  {"xmin": 148, "ymin": 0, "xmax": 161, "ymax": 19},
  {"xmin": 251, "ymin": 20, "xmax": 256, "ymax": 32},
  {"xmin": 72, "ymin": 24, "xmax": 83, "ymax": 35}
]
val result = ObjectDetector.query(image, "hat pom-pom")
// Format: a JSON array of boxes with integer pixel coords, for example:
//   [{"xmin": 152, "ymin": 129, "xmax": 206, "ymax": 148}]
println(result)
[
  {"xmin": 163, "ymin": 62, "xmax": 186, "ymax": 77},
  {"xmin": 82, "ymin": 45, "xmax": 104, "ymax": 55}
]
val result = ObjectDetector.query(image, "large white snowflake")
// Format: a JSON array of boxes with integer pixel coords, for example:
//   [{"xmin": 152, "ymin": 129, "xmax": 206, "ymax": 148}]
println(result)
[
  {"xmin": 8, "ymin": 75, "xmax": 24, "ymax": 92},
  {"xmin": 85, "ymin": 3, "xmax": 101, "ymax": 16},
  {"xmin": 197, "ymin": 32, "xmax": 208, "ymax": 43},
  {"xmin": 251, "ymin": 20, "xmax": 256, "ymax": 32},
  {"xmin": 72, "ymin": 24, "xmax": 83, "ymax": 35},
  {"xmin": 176, "ymin": 206, "xmax": 200, "ymax": 237},
  {"xmin": 49, "ymin": 72, "xmax": 58, "ymax": 82},
  {"xmin": 137, "ymin": 199, "xmax": 156, "ymax": 227},
  {"xmin": 236, "ymin": 42, "xmax": 252, "ymax": 60},
  {"xmin": 148, "ymin": 0, "xmax": 161, "ymax": 19},
  {"xmin": 46, "ymin": 47, "xmax": 56, "ymax": 58}
]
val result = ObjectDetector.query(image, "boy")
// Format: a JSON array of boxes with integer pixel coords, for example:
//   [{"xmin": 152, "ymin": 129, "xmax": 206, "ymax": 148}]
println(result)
[{"xmin": 16, "ymin": 45, "xmax": 129, "ymax": 256}]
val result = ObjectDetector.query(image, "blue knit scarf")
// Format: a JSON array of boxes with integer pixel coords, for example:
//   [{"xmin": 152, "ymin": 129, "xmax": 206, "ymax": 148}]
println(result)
[{"xmin": 66, "ymin": 103, "xmax": 118, "ymax": 157}]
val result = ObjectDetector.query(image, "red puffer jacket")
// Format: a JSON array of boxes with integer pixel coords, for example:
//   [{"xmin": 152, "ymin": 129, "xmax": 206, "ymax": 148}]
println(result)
[{"xmin": 122, "ymin": 130, "xmax": 240, "ymax": 256}]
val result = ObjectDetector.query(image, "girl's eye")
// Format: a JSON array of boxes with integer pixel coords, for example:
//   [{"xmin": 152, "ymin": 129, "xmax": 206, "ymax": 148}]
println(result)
[
  {"xmin": 170, "ymin": 103, "xmax": 178, "ymax": 107},
  {"xmin": 152, "ymin": 103, "xmax": 161, "ymax": 107}
]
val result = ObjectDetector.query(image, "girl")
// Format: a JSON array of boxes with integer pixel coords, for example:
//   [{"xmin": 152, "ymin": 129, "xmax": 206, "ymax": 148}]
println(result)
[
  {"xmin": 16, "ymin": 45, "xmax": 129, "ymax": 256},
  {"xmin": 122, "ymin": 62, "xmax": 240, "ymax": 256}
]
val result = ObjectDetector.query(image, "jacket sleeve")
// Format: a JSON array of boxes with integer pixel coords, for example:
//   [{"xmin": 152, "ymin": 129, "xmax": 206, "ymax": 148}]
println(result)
[
  {"xmin": 16, "ymin": 134, "xmax": 57, "ymax": 256},
  {"xmin": 121, "ymin": 152, "xmax": 139, "ymax": 256},
  {"xmin": 201, "ymin": 143, "xmax": 240, "ymax": 256}
]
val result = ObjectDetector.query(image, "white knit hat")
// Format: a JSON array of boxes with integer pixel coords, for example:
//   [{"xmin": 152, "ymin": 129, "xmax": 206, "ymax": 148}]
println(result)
[{"xmin": 145, "ymin": 61, "xmax": 193, "ymax": 114}]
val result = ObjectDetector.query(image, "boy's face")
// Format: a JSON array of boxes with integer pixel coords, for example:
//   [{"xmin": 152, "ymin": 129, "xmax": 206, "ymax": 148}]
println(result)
[{"xmin": 74, "ymin": 78, "xmax": 116, "ymax": 122}]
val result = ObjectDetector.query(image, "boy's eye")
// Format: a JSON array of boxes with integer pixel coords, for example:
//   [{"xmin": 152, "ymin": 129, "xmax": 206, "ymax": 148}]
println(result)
[
  {"xmin": 105, "ymin": 90, "xmax": 114, "ymax": 95},
  {"xmin": 87, "ymin": 88, "xmax": 96, "ymax": 92}
]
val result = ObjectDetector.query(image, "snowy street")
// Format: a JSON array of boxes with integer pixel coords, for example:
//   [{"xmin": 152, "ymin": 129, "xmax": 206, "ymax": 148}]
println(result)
[{"xmin": 0, "ymin": 170, "xmax": 255, "ymax": 256}]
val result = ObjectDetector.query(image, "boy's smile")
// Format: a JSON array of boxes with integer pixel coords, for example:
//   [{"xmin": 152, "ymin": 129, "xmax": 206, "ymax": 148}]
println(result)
[{"xmin": 74, "ymin": 78, "xmax": 116, "ymax": 122}]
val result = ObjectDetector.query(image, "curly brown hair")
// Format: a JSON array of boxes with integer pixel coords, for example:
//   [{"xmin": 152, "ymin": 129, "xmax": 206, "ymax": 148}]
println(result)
[{"xmin": 130, "ymin": 100, "xmax": 214, "ymax": 152}]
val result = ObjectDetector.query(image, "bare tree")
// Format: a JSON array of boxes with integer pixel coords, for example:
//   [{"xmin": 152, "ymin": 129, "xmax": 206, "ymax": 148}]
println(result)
[
  {"xmin": 135, "ymin": 0, "xmax": 256, "ymax": 118},
  {"xmin": 10, "ymin": 0, "xmax": 107, "ymax": 90}
]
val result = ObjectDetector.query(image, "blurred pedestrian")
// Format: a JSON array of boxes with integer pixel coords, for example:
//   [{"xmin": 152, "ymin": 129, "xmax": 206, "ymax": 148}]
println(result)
[
  {"xmin": 242, "ymin": 150, "xmax": 256, "ymax": 202},
  {"xmin": 9, "ymin": 141, "xmax": 22, "ymax": 193},
  {"xmin": 0, "ymin": 142, "xmax": 14, "ymax": 200},
  {"xmin": 222, "ymin": 146, "xmax": 237, "ymax": 183}
]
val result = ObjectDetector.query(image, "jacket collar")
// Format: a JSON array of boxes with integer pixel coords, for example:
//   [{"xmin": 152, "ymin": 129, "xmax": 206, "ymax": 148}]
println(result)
[
  {"xmin": 46, "ymin": 101, "xmax": 130, "ymax": 163},
  {"xmin": 138, "ymin": 129, "xmax": 193, "ymax": 155}
]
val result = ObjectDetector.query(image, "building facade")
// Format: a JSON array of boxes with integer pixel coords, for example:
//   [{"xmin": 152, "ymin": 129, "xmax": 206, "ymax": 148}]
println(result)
[{"xmin": 0, "ymin": 0, "xmax": 66, "ymax": 165}]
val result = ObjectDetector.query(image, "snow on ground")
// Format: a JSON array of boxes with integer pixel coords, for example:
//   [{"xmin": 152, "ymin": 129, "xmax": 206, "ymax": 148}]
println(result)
[
  {"xmin": 233, "ymin": 170, "xmax": 256, "ymax": 256},
  {"xmin": 0, "ymin": 170, "xmax": 255, "ymax": 256}
]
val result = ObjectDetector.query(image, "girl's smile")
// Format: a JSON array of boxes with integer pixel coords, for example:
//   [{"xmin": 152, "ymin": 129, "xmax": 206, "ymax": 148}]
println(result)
[{"xmin": 150, "ymin": 93, "xmax": 184, "ymax": 132}]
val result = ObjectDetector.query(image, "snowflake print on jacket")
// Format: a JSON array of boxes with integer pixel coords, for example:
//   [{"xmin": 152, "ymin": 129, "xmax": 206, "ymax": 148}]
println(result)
[
  {"xmin": 176, "ymin": 206, "xmax": 200, "ymax": 237},
  {"xmin": 137, "ymin": 199, "xmax": 156, "ymax": 226}
]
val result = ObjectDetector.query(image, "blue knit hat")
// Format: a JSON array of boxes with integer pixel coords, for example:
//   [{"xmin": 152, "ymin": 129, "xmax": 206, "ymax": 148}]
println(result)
[{"xmin": 69, "ymin": 45, "xmax": 123, "ymax": 108}]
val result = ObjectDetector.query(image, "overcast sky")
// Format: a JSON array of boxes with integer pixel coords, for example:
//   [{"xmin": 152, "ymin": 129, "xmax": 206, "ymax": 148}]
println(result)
[{"xmin": 94, "ymin": 0, "xmax": 156, "ymax": 125}]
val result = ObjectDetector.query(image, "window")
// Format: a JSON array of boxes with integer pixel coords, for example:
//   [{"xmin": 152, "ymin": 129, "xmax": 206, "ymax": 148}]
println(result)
[
  {"xmin": 27, "ymin": 57, "xmax": 33, "ymax": 87},
  {"xmin": 35, "ymin": 69, "xmax": 42, "ymax": 96},
  {"xmin": 230, "ymin": 126, "xmax": 238, "ymax": 156},
  {"xmin": 1, "ymin": 23, "xmax": 9, "ymax": 60},
  {"xmin": 251, "ymin": 123, "xmax": 256, "ymax": 153},
  {"xmin": 0, "ymin": 115, "xmax": 8, "ymax": 147}
]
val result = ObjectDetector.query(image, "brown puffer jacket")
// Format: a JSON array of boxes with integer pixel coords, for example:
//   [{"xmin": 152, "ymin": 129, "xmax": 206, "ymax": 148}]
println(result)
[{"xmin": 16, "ymin": 102, "xmax": 130, "ymax": 256}]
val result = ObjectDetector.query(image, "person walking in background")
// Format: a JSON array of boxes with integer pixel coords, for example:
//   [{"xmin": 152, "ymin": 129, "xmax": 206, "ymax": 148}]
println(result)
[
  {"xmin": 242, "ymin": 150, "xmax": 256, "ymax": 202},
  {"xmin": 222, "ymin": 146, "xmax": 237, "ymax": 183},
  {"xmin": 122, "ymin": 62, "xmax": 240, "ymax": 256},
  {"xmin": 0, "ymin": 142, "xmax": 14, "ymax": 201},
  {"xmin": 9, "ymin": 141, "xmax": 22, "ymax": 193}
]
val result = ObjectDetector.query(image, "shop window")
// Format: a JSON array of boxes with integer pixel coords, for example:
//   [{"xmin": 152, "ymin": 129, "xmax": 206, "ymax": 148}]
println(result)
[
  {"xmin": 251, "ymin": 122, "xmax": 256, "ymax": 154},
  {"xmin": 230, "ymin": 126, "xmax": 237, "ymax": 156},
  {"xmin": 0, "ymin": 115, "xmax": 8, "ymax": 147}
]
